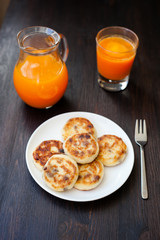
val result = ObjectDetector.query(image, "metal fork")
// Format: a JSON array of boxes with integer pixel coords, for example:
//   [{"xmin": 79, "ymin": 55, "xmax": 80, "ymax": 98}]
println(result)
[{"xmin": 135, "ymin": 119, "xmax": 148, "ymax": 199}]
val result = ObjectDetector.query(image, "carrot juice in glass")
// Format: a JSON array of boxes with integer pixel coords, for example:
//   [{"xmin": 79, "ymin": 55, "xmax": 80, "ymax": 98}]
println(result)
[
  {"xmin": 13, "ymin": 26, "xmax": 69, "ymax": 108},
  {"xmin": 96, "ymin": 26, "xmax": 139, "ymax": 91}
]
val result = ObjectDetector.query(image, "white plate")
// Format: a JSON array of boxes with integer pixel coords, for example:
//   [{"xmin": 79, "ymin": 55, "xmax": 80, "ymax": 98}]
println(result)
[{"xmin": 26, "ymin": 111, "xmax": 134, "ymax": 202}]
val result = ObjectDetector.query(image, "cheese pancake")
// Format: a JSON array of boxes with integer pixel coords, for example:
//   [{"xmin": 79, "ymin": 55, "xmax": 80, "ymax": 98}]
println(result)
[
  {"xmin": 63, "ymin": 133, "xmax": 99, "ymax": 164},
  {"xmin": 62, "ymin": 117, "xmax": 96, "ymax": 141},
  {"xmin": 97, "ymin": 135, "xmax": 127, "ymax": 166},
  {"xmin": 74, "ymin": 160, "xmax": 104, "ymax": 190},
  {"xmin": 33, "ymin": 140, "xmax": 64, "ymax": 171},
  {"xmin": 43, "ymin": 154, "xmax": 79, "ymax": 191}
]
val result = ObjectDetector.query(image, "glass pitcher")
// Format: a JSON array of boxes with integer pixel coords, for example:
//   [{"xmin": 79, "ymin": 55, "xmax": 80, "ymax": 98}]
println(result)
[{"xmin": 13, "ymin": 26, "xmax": 69, "ymax": 108}]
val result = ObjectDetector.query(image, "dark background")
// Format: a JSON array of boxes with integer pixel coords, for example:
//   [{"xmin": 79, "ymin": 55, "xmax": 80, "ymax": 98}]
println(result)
[{"xmin": 0, "ymin": 0, "xmax": 160, "ymax": 239}]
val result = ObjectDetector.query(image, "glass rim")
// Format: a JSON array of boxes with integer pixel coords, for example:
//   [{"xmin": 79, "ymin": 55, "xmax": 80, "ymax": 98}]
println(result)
[
  {"xmin": 96, "ymin": 26, "xmax": 139, "ymax": 54},
  {"xmin": 17, "ymin": 26, "xmax": 61, "ymax": 54}
]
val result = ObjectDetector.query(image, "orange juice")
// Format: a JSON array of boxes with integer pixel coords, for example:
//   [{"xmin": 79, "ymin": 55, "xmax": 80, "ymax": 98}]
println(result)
[
  {"xmin": 13, "ymin": 54, "xmax": 68, "ymax": 108},
  {"xmin": 96, "ymin": 36, "xmax": 136, "ymax": 80}
]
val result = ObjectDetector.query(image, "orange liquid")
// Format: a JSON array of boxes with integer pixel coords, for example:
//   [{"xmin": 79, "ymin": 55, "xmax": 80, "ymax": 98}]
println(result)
[
  {"xmin": 13, "ymin": 54, "xmax": 68, "ymax": 108},
  {"xmin": 97, "ymin": 36, "xmax": 136, "ymax": 80}
]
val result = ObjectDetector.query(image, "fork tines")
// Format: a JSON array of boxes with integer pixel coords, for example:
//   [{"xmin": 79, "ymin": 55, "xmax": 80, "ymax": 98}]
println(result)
[{"xmin": 135, "ymin": 119, "xmax": 147, "ymax": 135}]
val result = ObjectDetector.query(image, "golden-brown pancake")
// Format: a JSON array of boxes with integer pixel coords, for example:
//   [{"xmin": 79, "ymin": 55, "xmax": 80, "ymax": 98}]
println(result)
[
  {"xmin": 43, "ymin": 154, "xmax": 79, "ymax": 191},
  {"xmin": 62, "ymin": 117, "xmax": 96, "ymax": 141},
  {"xmin": 33, "ymin": 140, "xmax": 64, "ymax": 171},
  {"xmin": 97, "ymin": 135, "xmax": 127, "ymax": 166},
  {"xmin": 74, "ymin": 159, "xmax": 104, "ymax": 190},
  {"xmin": 63, "ymin": 133, "xmax": 99, "ymax": 164}
]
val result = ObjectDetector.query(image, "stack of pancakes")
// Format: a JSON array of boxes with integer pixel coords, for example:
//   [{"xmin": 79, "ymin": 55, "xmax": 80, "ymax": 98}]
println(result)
[{"xmin": 33, "ymin": 117, "xmax": 127, "ymax": 192}]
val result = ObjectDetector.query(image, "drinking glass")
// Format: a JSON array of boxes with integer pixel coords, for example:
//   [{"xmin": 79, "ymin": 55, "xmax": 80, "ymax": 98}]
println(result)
[{"xmin": 96, "ymin": 26, "xmax": 139, "ymax": 91}]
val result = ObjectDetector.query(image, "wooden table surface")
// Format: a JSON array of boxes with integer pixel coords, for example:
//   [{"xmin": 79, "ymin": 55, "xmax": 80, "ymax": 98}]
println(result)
[{"xmin": 0, "ymin": 0, "xmax": 160, "ymax": 239}]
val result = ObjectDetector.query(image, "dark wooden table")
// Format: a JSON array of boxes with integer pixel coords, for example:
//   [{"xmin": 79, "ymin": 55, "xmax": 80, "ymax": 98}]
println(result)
[{"xmin": 0, "ymin": 0, "xmax": 160, "ymax": 239}]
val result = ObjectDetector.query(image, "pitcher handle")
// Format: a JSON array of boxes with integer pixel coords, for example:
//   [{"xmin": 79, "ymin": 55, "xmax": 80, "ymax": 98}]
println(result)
[{"xmin": 59, "ymin": 33, "xmax": 69, "ymax": 62}]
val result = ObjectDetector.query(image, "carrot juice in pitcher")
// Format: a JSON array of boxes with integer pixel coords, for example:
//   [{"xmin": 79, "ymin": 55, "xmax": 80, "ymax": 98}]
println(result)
[{"xmin": 13, "ymin": 27, "xmax": 69, "ymax": 108}]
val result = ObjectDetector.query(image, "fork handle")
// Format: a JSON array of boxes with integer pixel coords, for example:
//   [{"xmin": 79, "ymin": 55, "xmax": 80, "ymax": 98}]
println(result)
[{"xmin": 140, "ymin": 146, "xmax": 148, "ymax": 199}]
